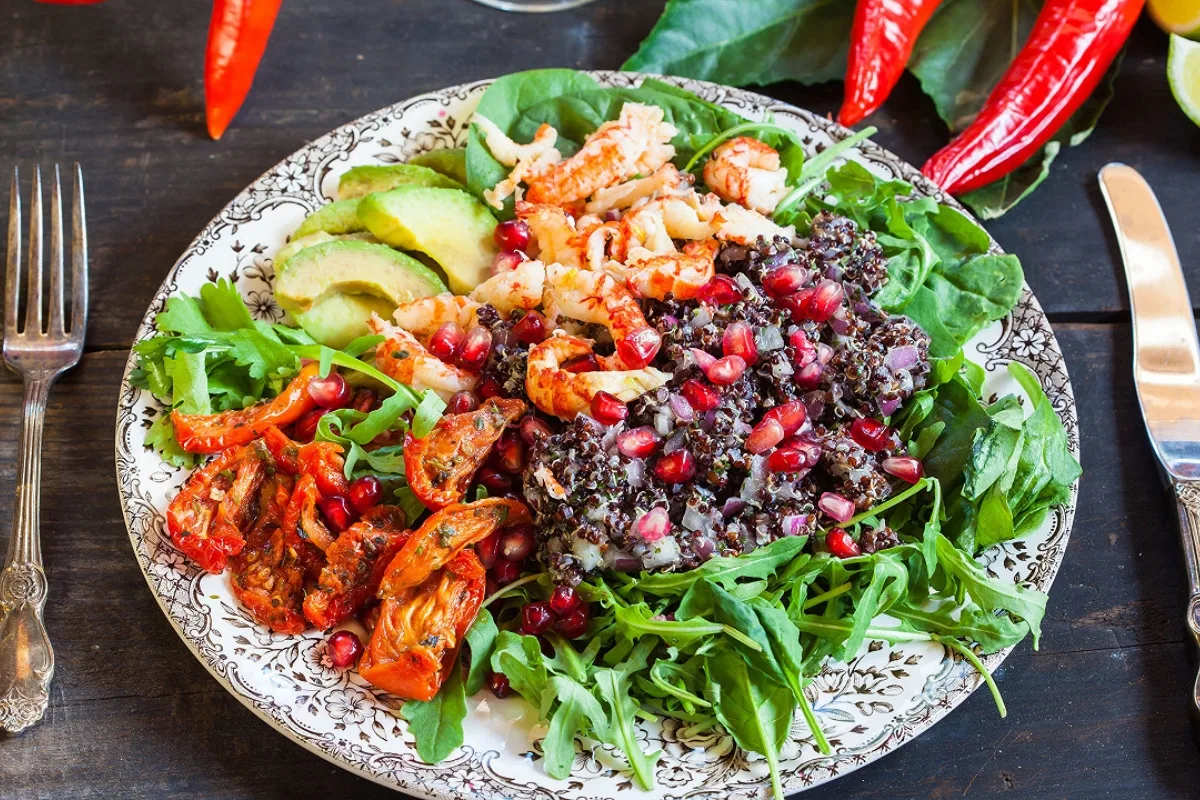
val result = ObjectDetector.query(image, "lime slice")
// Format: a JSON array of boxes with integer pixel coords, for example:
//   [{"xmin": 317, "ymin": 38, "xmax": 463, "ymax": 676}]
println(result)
[
  {"xmin": 1169, "ymin": 34, "xmax": 1200, "ymax": 128},
  {"xmin": 1150, "ymin": 0, "xmax": 1200, "ymax": 38}
]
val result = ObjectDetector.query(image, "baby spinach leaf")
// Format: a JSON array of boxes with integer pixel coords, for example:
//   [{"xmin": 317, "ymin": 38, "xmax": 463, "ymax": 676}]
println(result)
[
  {"xmin": 705, "ymin": 649, "xmax": 795, "ymax": 800},
  {"xmin": 401, "ymin": 664, "xmax": 467, "ymax": 764}
]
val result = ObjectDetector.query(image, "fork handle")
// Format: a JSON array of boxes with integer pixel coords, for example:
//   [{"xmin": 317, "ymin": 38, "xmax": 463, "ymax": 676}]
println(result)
[{"xmin": 0, "ymin": 378, "xmax": 54, "ymax": 733}]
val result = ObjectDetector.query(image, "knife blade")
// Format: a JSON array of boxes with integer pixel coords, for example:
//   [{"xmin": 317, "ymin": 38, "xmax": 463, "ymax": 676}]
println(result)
[{"xmin": 1099, "ymin": 162, "xmax": 1200, "ymax": 736}]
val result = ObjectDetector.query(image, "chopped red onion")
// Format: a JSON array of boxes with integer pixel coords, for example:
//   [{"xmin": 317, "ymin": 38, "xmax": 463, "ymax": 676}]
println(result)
[
  {"xmin": 668, "ymin": 393, "xmax": 695, "ymax": 423},
  {"xmin": 817, "ymin": 342, "xmax": 834, "ymax": 365},
  {"xmin": 828, "ymin": 310, "xmax": 851, "ymax": 336},
  {"xmin": 633, "ymin": 507, "xmax": 671, "ymax": 542},
  {"xmin": 878, "ymin": 396, "xmax": 901, "ymax": 417},
  {"xmin": 782, "ymin": 514, "xmax": 811, "ymax": 537},
  {"xmin": 721, "ymin": 498, "xmax": 747, "ymax": 517},
  {"xmin": 690, "ymin": 348, "xmax": 716, "ymax": 370},
  {"xmin": 802, "ymin": 391, "xmax": 825, "ymax": 420},
  {"xmin": 886, "ymin": 345, "xmax": 920, "ymax": 372}
]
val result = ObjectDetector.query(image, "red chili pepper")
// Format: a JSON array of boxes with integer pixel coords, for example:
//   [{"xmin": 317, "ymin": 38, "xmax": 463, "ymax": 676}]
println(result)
[
  {"xmin": 205, "ymin": 0, "xmax": 284, "ymax": 140},
  {"xmin": 922, "ymin": 0, "xmax": 1143, "ymax": 194},
  {"xmin": 838, "ymin": 0, "xmax": 942, "ymax": 128}
]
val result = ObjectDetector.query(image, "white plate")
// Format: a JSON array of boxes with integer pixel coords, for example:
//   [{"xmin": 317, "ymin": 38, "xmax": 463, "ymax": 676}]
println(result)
[{"xmin": 114, "ymin": 72, "xmax": 1079, "ymax": 799}]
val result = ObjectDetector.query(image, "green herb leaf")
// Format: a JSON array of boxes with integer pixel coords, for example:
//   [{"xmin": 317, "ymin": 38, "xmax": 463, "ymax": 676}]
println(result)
[
  {"xmin": 401, "ymin": 663, "xmax": 467, "ymax": 763},
  {"xmin": 594, "ymin": 668, "xmax": 660, "ymax": 790},
  {"xmin": 542, "ymin": 675, "xmax": 610, "ymax": 779},
  {"xmin": 464, "ymin": 609, "xmax": 499, "ymax": 695}
]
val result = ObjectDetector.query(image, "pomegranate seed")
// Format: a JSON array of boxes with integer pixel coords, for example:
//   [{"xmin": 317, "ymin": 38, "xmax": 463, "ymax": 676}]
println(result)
[
  {"xmin": 457, "ymin": 327, "xmax": 492, "ymax": 372},
  {"xmin": 485, "ymin": 577, "xmax": 501, "ymax": 597},
  {"xmin": 633, "ymin": 507, "xmax": 671, "ymax": 542},
  {"xmin": 512, "ymin": 310, "xmax": 548, "ymax": 344},
  {"xmin": 428, "ymin": 322, "xmax": 466, "ymax": 362},
  {"xmin": 307, "ymin": 372, "xmax": 351, "ymax": 409},
  {"xmin": 491, "ymin": 558, "xmax": 521, "ymax": 585},
  {"xmin": 826, "ymin": 528, "xmax": 862, "ymax": 559},
  {"xmin": 494, "ymin": 430, "xmax": 526, "ymax": 473},
  {"xmin": 327, "ymin": 630, "xmax": 364, "ymax": 668},
  {"xmin": 745, "ymin": 418, "xmax": 785, "ymax": 455},
  {"xmin": 494, "ymin": 219, "xmax": 531, "ymax": 251},
  {"xmin": 763, "ymin": 400, "xmax": 807, "ymax": 436},
  {"xmin": 767, "ymin": 447, "xmax": 809, "ymax": 473},
  {"xmin": 617, "ymin": 426, "xmax": 662, "ymax": 458},
  {"xmin": 698, "ymin": 274, "xmax": 742, "ymax": 305},
  {"xmin": 705, "ymin": 355, "xmax": 746, "ymax": 386},
  {"xmin": 293, "ymin": 409, "xmax": 328, "ymax": 442},
  {"xmin": 319, "ymin": 495, "xmax": 355, "ymax": 534},
  {"xmin": 590, "ymin": 391, "xmax": 629, "ymax": 425},
  {"xmin": 549, "ymin": 585, "xmax": 582, "ymax": 615},
  {"xmin": 818, "ymin": 492, "xmax": 855, "ymax": 522},
  {"xmin": 477, "ymin": 532, "xmax": 502, "ymax": 569},
  {"xmin": 762, "ymin": 263, "xmax": 809, "ymax": 298},
  {"xmin": 477, "ymin": 467, "xmax": 513, "ymax": 492},
  {"xmin": 782, "ymin": 288, "xmax": 815, "ymax": 320},
  {"xmin": 789, "ymin": 330, "xmax": 817, "ymax": 367},
  {"xmin": 795, "ymin": 361, "xmax": 824, "ymax": 389},
  {"xmin": 500, "ymin": 524, "xmax": 536, "ymax": 561},
  {"xmin": 477, "ymin": 375, "xmax": 505, "ymax": 400},
  {"xmin": 849, "ymin": 417, "xmax": 891, "ymax": 452},
  {"xmin": 690, "ymin": 348, "xmax": 716, "ymax": 371},
  {"xmin": 490, "ymin": 250, "xmax": 525, "ymax": 276},
  {"xmin": 539, "ymin": 637, "xmax": 555, "ymax": 657},
  {"xmin": 680, "ymin": 378, "xmax": 720, "ymax": 412},
  {"xmin": 562, "ymin": 353, "xmax": 601, "ymax": 373},
  {"xmin": 554, "ymin": 607, "xmax": 589, "ymax": 639},
  {"xmin": 520, "ymin": 602, "xmax": 556, "ymax": 635},
  {"xmin": 616, "ymin": 327, "xmax": 661, "ymax": 369},
  {"xmin": 447, "ymin": 390, "xmax": 480, "ymax": 415},
  {"xmin": 783, "ymin": 437, "xmax": 822, "ymax": 469},
  {"xmin": 807, "ymin": 280, "xmax": 845, "ymax": 322},
  {"xmin": 347, "ymin": 475, "xmax": 383, "ymax": 514},
  {"xmin": 520, "ymin": 415, "xmax": 554, "ymax": 445},
  {"xmin": 722, "ymin": 321, "xmax": 758, "ymax": 365},
  {"xmin": 351, "ymin": 389, "xmax": 378, "ymax": 413},
  {"xmin": 654, "ymin": 450, "xmax": 696, "ymax": 484},
  {"xmin": 816, "ymin": 342, "xmax": 834, "ymax": 364},
  {"xmin": 883, "ymin": 455, "xmax": 924, "ymax": 483},
  {"xmin": 489, "ymin": 671, "xmax": 512, "ymax": 698}
]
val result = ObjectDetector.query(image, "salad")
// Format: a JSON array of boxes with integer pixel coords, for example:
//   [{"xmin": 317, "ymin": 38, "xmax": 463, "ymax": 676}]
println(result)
[{"xmin": 132, "ymin": 69, "xmax": 1081, "ymax": 797}]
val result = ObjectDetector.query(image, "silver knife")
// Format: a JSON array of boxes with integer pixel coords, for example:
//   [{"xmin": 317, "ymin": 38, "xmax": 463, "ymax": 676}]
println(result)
[{"xmin": 1099, "ymin": 162, "xmax": 1200, "ymax": 728}]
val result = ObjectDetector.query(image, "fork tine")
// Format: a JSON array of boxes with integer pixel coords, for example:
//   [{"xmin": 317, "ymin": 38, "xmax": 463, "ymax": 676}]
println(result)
[
  {"xmin": 47, "ymin": 165, "xmax": 65, "ymax": 335},
  {"xmin": 5, "ymin": 167, "xmax": 20, "ymax": 337},
  {"xmin": 70, "ymin": 164, "xmax": 87, "ymax": 341},
  {"xmin": 25, "ymin": 165, "xmax": 43, "ymax": 336}
]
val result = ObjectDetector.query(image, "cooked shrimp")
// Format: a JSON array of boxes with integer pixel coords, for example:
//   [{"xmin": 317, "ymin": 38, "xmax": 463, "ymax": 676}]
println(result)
[
  {"xmin": 391, "ymin": 294, "xmax": 481, "ymax": 339},
  {"xmin": 517, "ymin": 202, "xmax": 586, "ymax": 268},
  {"xmin": 714, "ymin": 203, "xmax": 796, "ymax": 246},
  {"xmin": 625, "ymin": 238, "xmax": 719, "ymax": 301},
  {"xmin": 543, "ymin": 262, "xmax": 650, "ymax": 342},
  {"xmin": 468, "ymin": 259, "xmax": 546, "ymax": 315},
  {"xmin": 526, "ymin": 333, "xmax": 670, "ymax": 419},
  {"xmin": 525, "ymin": 102, "xmax": 677, "ymax": 208},
  {"xmin": 584, "ymin": 164, "xmax": 691, "ymax": 215},
  {"xmin": 703, "ymin": 136, "xmax": 790, "ymax": 215},
  {"xmin": 474, "ymin": 116, "xmax": 563, "ymax": 210},
  {"xmin": 370, "ymin": 315, "xmax": 479, "ymax": 401}
]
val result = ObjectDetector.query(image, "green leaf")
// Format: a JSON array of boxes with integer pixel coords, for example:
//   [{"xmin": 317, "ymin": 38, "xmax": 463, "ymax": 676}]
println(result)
[
  {"xmin": 623, "ymin": 0, "xmax": 854, "ymax": 88},
  {"xmin": 542, "ymin": 676, "xmax": 610, "ymax": 779},
  {"xmin": 705, "ymin": 650, "xmax": 794, "ymax": 800},
  {"xmin": 934, "ymin": 534, "xmax": 1048, "ymax": 647},
  {"xmin": 464, "ymin": 609, "xmax": 499, "ymax": 695},
  {"xmin": 632, "ymin": 535, "xmax": 807, "ymax": 597},
  {"xmin": 412, "ymin": 391, "xmax": 446, "ymax": 439},
  {"xmin": 594, "ymin": 668, "xmax": 660, "ymax": 790},
  {"xmin": 145, "ymin": 413, "xmax": 197, "ymax": 469},
  {"xmin": 401, "ymin": 663, "xmax": 467, "ymax": 763},
  {"xmin": 155, "ymin": 294, "xmax": 213, "ymax": 336},
  {"xmin": 490, "ymin": 632, "xmax": 550, "ymax": 706},
  {"xmin": 165, "ymin": 351, "xmax": 211, "ymax": 415},
  {"xmin": 198, "ymin": 279, "xmax": 257, "ymax": 332},
  {"xmin": 892, "ymin": 597, "xmax": 1028, "ymax": 653}
]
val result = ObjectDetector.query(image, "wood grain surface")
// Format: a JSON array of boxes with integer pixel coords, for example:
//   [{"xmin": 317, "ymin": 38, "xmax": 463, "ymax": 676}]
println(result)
[{"xmin": 1, "ymin": 1, "xmax": 1198, "ymax": 798}]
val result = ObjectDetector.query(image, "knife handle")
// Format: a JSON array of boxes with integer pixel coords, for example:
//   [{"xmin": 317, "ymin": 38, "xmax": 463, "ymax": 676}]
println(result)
[{"xmin": 1171, "ymin": 479, "xmax": 1200, "ymax": 733}]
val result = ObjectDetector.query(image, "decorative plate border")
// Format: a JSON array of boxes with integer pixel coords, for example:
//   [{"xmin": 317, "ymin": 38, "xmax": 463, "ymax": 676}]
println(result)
[{"xmin": 113, "ymin": 72, "xmax": 1079, "ymax": 799}]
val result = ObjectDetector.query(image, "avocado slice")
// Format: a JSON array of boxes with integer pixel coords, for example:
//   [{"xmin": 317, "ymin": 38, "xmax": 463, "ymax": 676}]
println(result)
[
  {"xmin": 275, "ymin": 231, "xmax": 379, "ymax": 271},
  {"xmin": 293, "ymin": 199, "xmax": 366, "ymax": 239},
  {"xmin": 408, "ymin": 148, "xmax": 468, "ymax": 186},
  {"xmin": 337, "ymin": 164, "xmax": 464, "ymax": 200},
  {"xmin": 275, "ymin": 240, "xmax": 447, "ymax": 347},
  {"xmin": 358, "ymin": 186, "xmax": 498, "ymax": 293}
]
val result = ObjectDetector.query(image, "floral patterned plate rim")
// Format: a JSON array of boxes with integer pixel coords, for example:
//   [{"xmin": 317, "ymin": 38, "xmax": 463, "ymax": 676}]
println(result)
[{"xmin": 114, "ymin": 72, "xmax": 1079, "ymax": 799}]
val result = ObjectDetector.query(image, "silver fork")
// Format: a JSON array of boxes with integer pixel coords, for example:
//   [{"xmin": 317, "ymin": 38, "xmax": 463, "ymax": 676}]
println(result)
[{"xmin": 0, "ymin": 165, "xmax": 87, "ymax": 734}]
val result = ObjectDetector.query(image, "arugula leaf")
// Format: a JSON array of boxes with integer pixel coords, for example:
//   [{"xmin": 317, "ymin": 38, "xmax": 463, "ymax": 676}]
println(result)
[
  {"xmin": 705, "ymin": 649, "xmax": 795, "ymax": 800},
  {"xmin": 464, "ymin": 609, "xmax": 499, "ymax": 695},
  {"xmin": 401, "ymin": 664, "xmax": 467, "ymax": 763},
  {"xmin": 490, "ymin": 632, "xmax": 550, "ymax": 706},
  {"xmin": 542, "ymin": 675, "xmax": 610, "ymax": 779},
  {"xmin": 934, "ymin": 534, "xmax": 1048, "ymax": 647},
  {"xmin": 631, "ymin": 535, "xmax": 807, "ymax": 597},
  {"xmin": 594, "ymin": 668, "xmax": 660, "ymax": 790},
  {"xmin": 892, "ymin": 597, "xmax": 1028, "ymax": 653}
]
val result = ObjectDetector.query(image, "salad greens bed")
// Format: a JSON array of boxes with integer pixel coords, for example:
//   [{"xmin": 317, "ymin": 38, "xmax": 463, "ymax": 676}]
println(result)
[{"xmin": 131, "ymin": 69, "xmax": 1080, "ymax": 796}]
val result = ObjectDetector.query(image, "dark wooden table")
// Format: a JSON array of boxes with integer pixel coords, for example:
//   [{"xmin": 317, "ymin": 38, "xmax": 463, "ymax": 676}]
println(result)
[{"xmin": 2, "ymin": 1, "xmax": 1199, "ymax": 797}]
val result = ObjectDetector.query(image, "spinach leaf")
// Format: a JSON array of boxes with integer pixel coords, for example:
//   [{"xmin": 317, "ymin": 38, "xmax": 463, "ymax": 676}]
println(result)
[
  {"xmin": 401, "ymin": 664, "xmax": 467, "ymax": 763},
  {"xmin": 542, "ymin": 675, "xmax": 610, "ymax": 779},
  {"xmin": 623, "ymin": 0, "xmax": 854, "ymax": 88},
  {"xmin": 594, "ymin": 668, "xmax": 660, "ymax": 790},
  {"xmin": 705, "ymin": 649, "xmax": 795, "ymax": 800}
]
